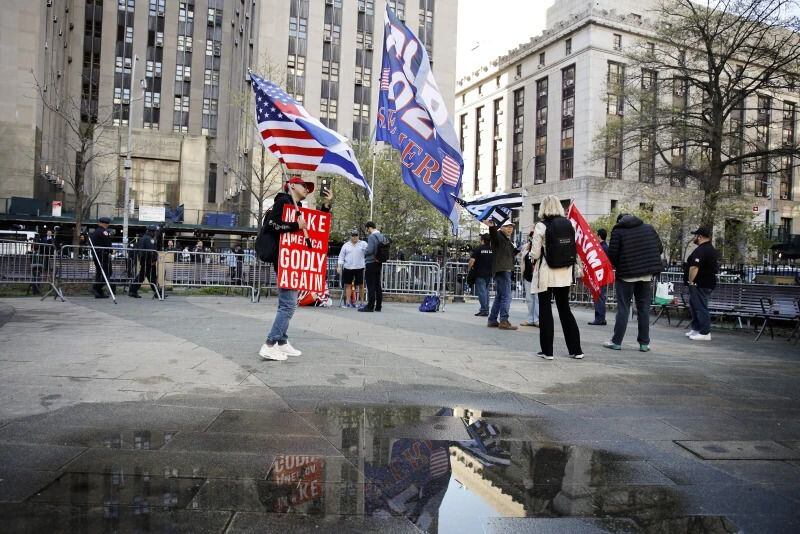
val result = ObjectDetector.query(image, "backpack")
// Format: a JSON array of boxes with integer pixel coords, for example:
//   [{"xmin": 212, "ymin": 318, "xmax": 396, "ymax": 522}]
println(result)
[
  {"xmin": 543, "ymin": 216, "xmax": 576, "ymax": 268},
  {"xmin": 419, "ymin": 294, "xmax": 440, "ymax": 312},
  {"xmin": 376, "ymin": 235, "xmax": 391, "ymax": 263},
  {"xmin": 255, "ymin": 207, "xmax": 278, "ymax": 263}
]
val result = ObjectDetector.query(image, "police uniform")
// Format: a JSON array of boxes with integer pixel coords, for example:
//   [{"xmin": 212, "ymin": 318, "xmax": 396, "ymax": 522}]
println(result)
[
  {"xmin": 129, "ymin": 226, "xmax": 159, "ymax": 297},
  {"xmin": 91, "ymin": 217, "xmax": 113, "ymax": 297}
]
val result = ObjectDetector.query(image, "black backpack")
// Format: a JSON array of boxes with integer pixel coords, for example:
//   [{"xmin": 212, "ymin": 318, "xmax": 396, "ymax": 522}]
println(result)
[
  {"xmin": 543, "ymin": 216, "xmax": 576, "ymax": 268},
  {"xmin": 255, "ymin": 207, "xmax": 278, "ymax": 263},
  {"xmin": 376, "ymin": 235, "xmax": 391, "ymax": 263}
]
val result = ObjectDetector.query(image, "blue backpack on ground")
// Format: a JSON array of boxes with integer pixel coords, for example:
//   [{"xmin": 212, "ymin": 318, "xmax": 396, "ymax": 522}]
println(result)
[{"xmin": 419, "ymin": 294, "xmax": 440, "ymax": 312}]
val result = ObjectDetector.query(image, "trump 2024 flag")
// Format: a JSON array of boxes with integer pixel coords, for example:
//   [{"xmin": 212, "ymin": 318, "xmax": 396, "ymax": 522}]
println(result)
[
  {"xmin": 376, "ymin": 6, "xmax": 464, "ymax": 233},
  {"xmin": 567, "ymin": 203, "xmax": 615, "ymax": 302}
]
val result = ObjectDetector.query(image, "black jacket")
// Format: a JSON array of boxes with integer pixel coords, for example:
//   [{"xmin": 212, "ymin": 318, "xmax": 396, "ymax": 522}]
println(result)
[
  {"xmin": 265, "ymin": 192, "xmax": 331, "ymax": 266},
  {"xmin": 607, "ymin": 215, "xmax": 663, "ymax": 278}
]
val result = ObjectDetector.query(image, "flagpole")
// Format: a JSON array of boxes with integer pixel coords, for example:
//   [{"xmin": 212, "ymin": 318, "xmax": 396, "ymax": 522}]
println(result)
[{"xmin": 369, "ymin": 144, "xmax": 377, "ymax": 220}]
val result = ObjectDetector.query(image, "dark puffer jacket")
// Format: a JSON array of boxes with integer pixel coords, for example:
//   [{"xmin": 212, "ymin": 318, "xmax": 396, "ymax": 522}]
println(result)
[{"xmin": 607, "ymin": 215, "xmax": 664, "ymax": 278}]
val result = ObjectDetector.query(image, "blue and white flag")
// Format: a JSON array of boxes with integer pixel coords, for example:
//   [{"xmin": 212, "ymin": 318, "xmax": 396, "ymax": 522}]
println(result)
[
  {"xmin": 376, "ymin": 7, "xmax": 464, "ymax": 233},
  {"xmin": 451, "ymin": 192, "xmax": 525, "ymax": 226},
  {"xmin": 250, "ymin": 72, "xmax": 371, "ymax": 196}
]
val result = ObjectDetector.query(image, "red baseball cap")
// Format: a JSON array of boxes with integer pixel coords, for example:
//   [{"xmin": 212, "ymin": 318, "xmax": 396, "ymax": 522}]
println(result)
[{"xmin": 284, "ymin": 176, "xmax": 315, "ymax": 193}]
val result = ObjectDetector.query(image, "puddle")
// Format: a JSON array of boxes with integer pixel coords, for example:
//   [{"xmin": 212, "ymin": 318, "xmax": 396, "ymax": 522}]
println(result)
[{"xmin": 8, "ymin": 405, "xmax": 741, "ymax": 533}]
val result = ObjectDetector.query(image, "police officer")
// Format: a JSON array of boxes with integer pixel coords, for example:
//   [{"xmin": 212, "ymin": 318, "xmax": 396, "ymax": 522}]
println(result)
[
  {"xmin": 90, "ymin": 217, "xmax": 113, "ymax": 298},
  {"xmin": 129, "ymin": 225, "xmax": 159, "ymax": 298}
]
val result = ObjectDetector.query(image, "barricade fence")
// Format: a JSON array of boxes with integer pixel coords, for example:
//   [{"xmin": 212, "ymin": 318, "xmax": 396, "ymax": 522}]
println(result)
[
  {"xmin": 166, "ymin": 250, "xmax": 260, "ymax": 302},
  {"xmin": 0, "ymin": 239, "xmax": 63, "ymax": 300}
]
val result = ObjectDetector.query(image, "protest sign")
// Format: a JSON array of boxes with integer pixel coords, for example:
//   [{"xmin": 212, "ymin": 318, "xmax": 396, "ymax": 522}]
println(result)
[
  {"xmin": 566, "ymin": 203, "xmax": 615, "ymax": 302},
  {"xmin": 277, "ymin": 205, "xmax": 330, "ymax": 293}
]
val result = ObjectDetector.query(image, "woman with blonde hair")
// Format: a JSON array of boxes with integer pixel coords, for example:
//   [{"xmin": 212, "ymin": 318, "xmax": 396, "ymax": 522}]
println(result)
[{"xmin": 529, "ymin": 195, "xmax": 584, "ymax": 360}]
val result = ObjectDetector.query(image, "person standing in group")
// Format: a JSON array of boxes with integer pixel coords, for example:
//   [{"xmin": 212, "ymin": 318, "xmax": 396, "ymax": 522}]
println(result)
[
  {"xmin": 602, "ymin": 214, "xmax": 663, "ymax": 352},
  {"xmin": 89, "ymin": 217, "xmax": 114, "ymax": 299},
  {"xmin": 519, "ymin": 230, "xmax": 539, "ymax": 327},
  {"xmin": 259, "ymin": 176, "xmax": 333, "ymax": 361},
  {"xmin": 485, "ymin": 220, "xmax": 518, "ymax": 331},
  {"xmin": 338, "ymin": 230, "xmax": 367, "ymax": 308},
  {"xmin": 128, "ymin": 225, "xmax": 160, "ymax": 298},
  {"xmin": 588, "ymin": 228, "xmax": 609, "ymax": 326},
  {"xmin": 684, "ymin": 226, "xmax": 718, "ymax": 341},
  {"xmin": 467, "ymin": 234, "xmax": 493, "ymax": 317},
  {"xmin": 530, "ymin": 195, "xmax": 583, "ymax": 360},
  {"xmin": 359, "ymin": 221, "xmax": 389, "ymax": 313}
]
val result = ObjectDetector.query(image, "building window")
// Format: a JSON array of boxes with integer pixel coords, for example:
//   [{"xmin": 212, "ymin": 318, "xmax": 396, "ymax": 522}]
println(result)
[
  {"xmin": 613, "ymin": 33, "xmax": 622, "ymax": 50},
  {"xmin": 639, "ymin": 69, "xmax": 657, "ymax": 183},
  {"xmin": 459, "ymin": 113, "xmax": 466, "ymax": 153},
  {"xmin": 474, "ymin": 105, "xmax": 484, "ymax": 191},
  {"xmin": 755, "ymin": 95, "xmax": 771, "ymax": 196},
  {"xmin": 288, "ymin": 0, "xmax": 309, "ymax": 101},
  {"xmin": 207, "ymin": 163, "xmax": 217, "ymax": 203},
  {"xmin": 388, "ymin": 0, "xmax": 406, "ymax": 20},
  {"xmin": 511, "ymin": 88, "xmax": 524, "ymax": 188},
  {"xmin": 538, "ymin": 52, "xmax": 545, "ymax": 66},
  {"xmin": 726, "ymin": 92, "xmax": 745, "ymax": 194},
  {"xmin": 560, "ymin": 65, "xmax": 575, "ymax": 180},
  {"xmin": 515, "ymin": 64, "xmax": 522, "ymax": 78},
  {"xmin": 780, "ymin": 101, "xmax": 796, "ymax": 200},
  {"xmin": 565, "ymin": 38, "xmax": 572, "ymax": 55},
  {"xmin": 418, "ymin": 0, "xmax": 434, "ymax": 57},
  {"xmin": 492, "ymin": 98, "xmax": 503, "ymax": 191},
  {"xmin": 605, "ymin": 62, "xmax": 624, "ymax": 178},
  {"xmin": 534, "ymin": 77, "xmax": 548, "ymax": 184}
]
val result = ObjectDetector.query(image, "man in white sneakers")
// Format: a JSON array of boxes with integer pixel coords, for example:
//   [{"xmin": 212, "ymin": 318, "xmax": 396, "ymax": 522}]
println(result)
[
  {"xmin": 258, "ymin": 176, "xmax": 332, "ymax": 361},
  {"xmin": 683, "ymin": 226, "xmax": 718, "ymax": 341}
]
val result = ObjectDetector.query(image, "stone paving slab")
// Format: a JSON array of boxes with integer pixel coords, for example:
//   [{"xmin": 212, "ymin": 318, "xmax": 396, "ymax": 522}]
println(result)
[{"xmin": 676, "ymin": 440, "xmax": 800, "ymax": 460}]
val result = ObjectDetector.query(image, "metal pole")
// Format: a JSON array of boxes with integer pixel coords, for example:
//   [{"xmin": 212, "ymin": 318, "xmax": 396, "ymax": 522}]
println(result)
[
  {"xmin": 122, "ymin": 54, "xmax": 139, "ymax": 248},
  {"xmin": 369, "ymin": 144, "xmax": 377, "ymax": 220}
]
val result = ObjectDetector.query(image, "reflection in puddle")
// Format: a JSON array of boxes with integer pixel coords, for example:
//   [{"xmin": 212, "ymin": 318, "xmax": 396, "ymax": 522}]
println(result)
[{"xmin": 18, "ymin": 405, "xmax": 739, "ymax": 533}]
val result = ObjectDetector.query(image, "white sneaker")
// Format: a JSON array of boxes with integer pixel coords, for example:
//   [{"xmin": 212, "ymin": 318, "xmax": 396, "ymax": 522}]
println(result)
[
  {"xmin": 259, "ymin": 343, "xmax": 288, "ymax": 361},
  {"xmin": 277, "ymin": 341, "xmax": 302, "ymax": 356},
  {"xmin": 685, "ymin": 330, "xmax": 699, "ymax": 337},
  {"xmin": 688, "ymin": 333, "xmax": 712, "ymax": 341},
  {"xmin": 571, "ymin": 354, "xmax": 585, "ymax": 360}
]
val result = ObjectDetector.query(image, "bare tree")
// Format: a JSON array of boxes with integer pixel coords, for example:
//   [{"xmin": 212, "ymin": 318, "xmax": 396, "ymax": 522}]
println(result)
[
  {"xmin": 33, "ymin": 77, "xmax": 118, "ymax": 245},
  {"xmin": 594, "ymin": 0, "xmax": 800, "ymax": 231}
]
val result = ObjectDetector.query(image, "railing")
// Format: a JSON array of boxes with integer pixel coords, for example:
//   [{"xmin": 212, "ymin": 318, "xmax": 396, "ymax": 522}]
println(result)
[
  {"xmin": 0, "ymin": 240, "xmax": 63, "ymax": 301},
  {"xmin": 380, "ymin": 261, "xmax": 442, "ymax": 295},
  {"xmin": 443, "ymin": 261, "xmax": 529, "ymax": 303},
  {"xmin": 165, "ymin": 250, "xmax": 260, "ymax": 302}
]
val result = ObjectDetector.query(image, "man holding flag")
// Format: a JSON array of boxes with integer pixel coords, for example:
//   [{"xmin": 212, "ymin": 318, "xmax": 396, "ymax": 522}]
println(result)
[
  {"xmin": 249, "ymin": 72, "xmax": 369, "ymax": 361},
  {"xmin": 376, "ymin": 6, "xmax": 464, "ymax": 233}
]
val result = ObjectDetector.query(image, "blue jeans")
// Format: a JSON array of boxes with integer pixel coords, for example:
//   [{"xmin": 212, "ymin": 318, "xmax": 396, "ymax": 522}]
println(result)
[
  {"xmin": 523, "ymin": 280, "xmax": 539, "ymax": 323},
  {"xmin": 475, "ymin": 276, "xmax": 490, "ymax": 313},
  {"xmin": 612, "ymin": 280, "xmax": 652, "ymax": 345},
  {"xmin": 267, "ymin": 287, "xmax": 299, "ymax": 343},
  {"xmin": 488, "ymin": 271, "xmax": 512, "ymax": 323},
  {"xmin": 689, "ymin": 285, "xmax": 712, "ymax": 335},
  {"xmin": 594, "ymin": 286, "xmax": 607, "ymax": 322}
]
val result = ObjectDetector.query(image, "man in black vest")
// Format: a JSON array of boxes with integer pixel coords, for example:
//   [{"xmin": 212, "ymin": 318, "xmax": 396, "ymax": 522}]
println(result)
[
  {"xmin": 604, "ymin": 214, "xmax": 663, "ymax": 352},
  {"xmin": 467, "ymin": 234, "xmax": 493, "ymax": 316}
]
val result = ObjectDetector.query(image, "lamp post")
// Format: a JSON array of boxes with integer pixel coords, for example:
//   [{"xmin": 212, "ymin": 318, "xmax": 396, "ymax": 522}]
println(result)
[{"xmin": 122, "ymin": 54, "xmax": 139, "ymax": 248}]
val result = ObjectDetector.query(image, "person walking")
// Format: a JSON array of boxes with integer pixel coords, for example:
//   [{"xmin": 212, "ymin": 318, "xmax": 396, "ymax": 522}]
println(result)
[
  {"xmin": 338, "ymin": 230, "xmax": 367, "ymax": 308},
  {"xmin": 530, "ymin": 195, "xmax": 583, "ymax": 360},
  {"xmin": 359, "ymin": 221, "xmax": 388, "ymax": 313},
  {"xmin": 467, "ymin": 234, "xmax": 493, "ymax": 317},
  {"xmin": 684, "ymin": 226, "xmax": 718, "ymax": 341},
  {"xmin": 89, "ymin": 217, "xmax": 114, "ymax": 298},
  {"xmin": 519, "ymin": 230, "xmax": 540, "ymax": 327},
  {"xmin": 602, "ymin": 214, "xmax": 663, "ymax": 352},
  {"xmin": 259, "ymin": 176, "xmax": 333, "ymax": 361},
  {"xmin": 485, "ymin": 220, "xmax": 518, "ymax": 331},
  {"xmin": 128, "ymin": 225, "xmax": 160, "ymax": 298},
  {"xmin": 588, "ymin": 228, "xmax": 610, "ymax": 326}
]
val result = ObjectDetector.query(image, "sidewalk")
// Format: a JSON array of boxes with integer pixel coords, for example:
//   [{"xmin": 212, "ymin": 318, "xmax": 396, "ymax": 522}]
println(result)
[{"xmin": 0, "ymin": 296, "xmax": 798, "ymax": 533}]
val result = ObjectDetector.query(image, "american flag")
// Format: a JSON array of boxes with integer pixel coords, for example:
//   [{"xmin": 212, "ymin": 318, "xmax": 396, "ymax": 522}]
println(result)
[
  {"xmin": 439, "ymin": 153, "xmax": 461, "ymax": 186},
  {"xmin": 250, "ymin": 72, "xmax": 371, "ymax": 194},
  {"xmin": 380, "ymin": 68, "xmax": 390, "ymax": 90},
  {"xmin": 428, "ymin": 447, "xmax": 450, "ymax": 479},
  {"xmin": 452, "ymin": 191, "xmax": 525, "ymax": 226}
]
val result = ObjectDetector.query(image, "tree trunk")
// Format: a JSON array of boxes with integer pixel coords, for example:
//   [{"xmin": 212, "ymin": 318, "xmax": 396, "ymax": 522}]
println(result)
[
  {"xmin": 701, "ymin": 166, "xmax": 723, "ymax": 235},
  {"xmin": 73, "ymin": 189, "xmax": 85, "ymax": 246}
]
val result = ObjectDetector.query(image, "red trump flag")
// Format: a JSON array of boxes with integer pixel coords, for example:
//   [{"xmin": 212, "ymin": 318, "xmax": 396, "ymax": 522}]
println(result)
[{"xmin": 566, "ymin": 203, "xmax": 615, "ymax": 302}]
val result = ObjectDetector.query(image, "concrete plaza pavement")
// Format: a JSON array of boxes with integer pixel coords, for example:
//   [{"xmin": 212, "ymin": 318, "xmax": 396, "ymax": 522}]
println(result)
[{"xmin": 0, "ymin": 295, "xmax": 798, "ymax": 532}]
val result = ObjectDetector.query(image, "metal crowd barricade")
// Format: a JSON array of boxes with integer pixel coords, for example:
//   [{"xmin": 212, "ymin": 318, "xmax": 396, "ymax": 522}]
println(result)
[
  {"xmin": 381, "ymin": 260, "xmax": 442, "ymax": 296},
  {"xmin": 443, "ymin": 261, "xmax": 526, "ymax": 304},
  {"xmin": 57, "ymin": 245, "xmax": 155, "ymax": 300},
  {"xmin": 167, "ymin": 250, "xmax": 260, "ymax": 302},
  {"xmin": 0, "ymin": 239, "xmax": 64, "ymax": 301}
]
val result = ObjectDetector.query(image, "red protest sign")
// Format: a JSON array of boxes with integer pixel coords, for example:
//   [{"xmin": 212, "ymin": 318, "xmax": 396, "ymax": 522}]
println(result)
[
  {"xmin": 269, "ymin": 455, "xmax": 325, "ymax": 512},
  {"xmin": 567, "ymin": 203, "xmax": 615, "ymax": 302},
  {"xmin": 277, "ymin": 205, "xmax": 331, "ymax": 293}
]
